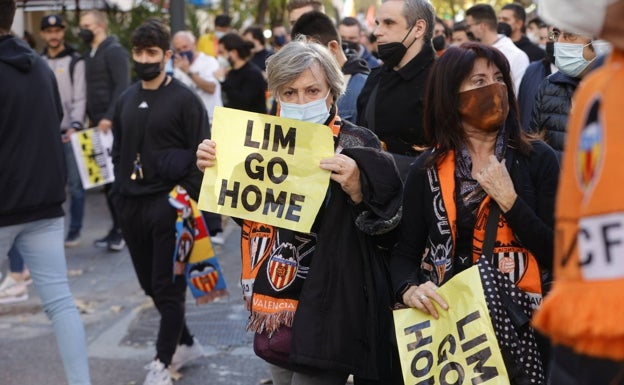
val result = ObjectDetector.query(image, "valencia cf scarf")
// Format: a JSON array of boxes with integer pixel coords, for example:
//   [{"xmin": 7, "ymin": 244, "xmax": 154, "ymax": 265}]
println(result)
[
  {"xmin": 169, "ymin": 186, "xmax": 228, "ymax": 305},
  {"xmin": 243, "ymin": 223, "xmax": 316, "ymax": 335},
  {"xmin": 242, "ymin": 114, "xmax": 342, "ymax": 335}
]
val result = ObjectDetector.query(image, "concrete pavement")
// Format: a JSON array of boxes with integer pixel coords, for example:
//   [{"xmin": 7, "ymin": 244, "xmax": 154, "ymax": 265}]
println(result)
[{"xmin": 0, "ymin": 189, "xmax": 272, "ymax": 385}]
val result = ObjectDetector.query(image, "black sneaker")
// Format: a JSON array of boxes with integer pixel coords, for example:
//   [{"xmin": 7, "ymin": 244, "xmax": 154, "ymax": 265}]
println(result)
[
  {"xmin": 64, "ymin": 230, "xmax": 81, "ymax": 247},
  {"xmin": 94, "ymin": 229, "xmax": 115, "ymax": 248},
  {"xmin": 108, "ymin": 230, "xmax": 126, "ymax": 252}
]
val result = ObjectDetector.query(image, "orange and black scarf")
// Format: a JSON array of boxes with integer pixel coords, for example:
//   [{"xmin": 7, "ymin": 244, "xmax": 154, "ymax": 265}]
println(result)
[
  {"xmin": 242, "ymin": 115, "xmax": 342, "ymax": 335},
  {"xmin": 422, "ymin": 150, "xmax": 542, "ymax": 304}
]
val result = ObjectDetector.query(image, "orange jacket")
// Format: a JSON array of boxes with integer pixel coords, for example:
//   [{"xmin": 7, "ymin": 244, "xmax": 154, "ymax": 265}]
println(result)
[{"xmin": 533, "ymin": 49, "xmax": 624, "ymax": 360}]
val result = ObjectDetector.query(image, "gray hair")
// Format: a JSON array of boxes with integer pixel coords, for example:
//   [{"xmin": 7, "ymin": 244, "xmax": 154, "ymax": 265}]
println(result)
[
  {"xmin": 266, "ymin": 37, "xmax": 345, "ymax": 102},
  {"xmin": 173, "ymin": 30, "xmax": 196, "ymax": 45},
  {"xmin": 384, "ymin": 0, "xmax": 435, "ymax": 44}
]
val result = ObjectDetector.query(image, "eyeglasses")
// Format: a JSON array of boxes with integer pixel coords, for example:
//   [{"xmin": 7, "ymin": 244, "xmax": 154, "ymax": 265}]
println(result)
[{"xmin": 549, "ymin": 29, "xmax": 581, "ymax": 42}]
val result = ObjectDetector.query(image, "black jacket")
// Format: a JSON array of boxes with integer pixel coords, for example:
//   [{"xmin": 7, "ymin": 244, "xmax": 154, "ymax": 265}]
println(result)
[
  {"xmin": 84, "ymin": 36, "xmax": 130, "ymax": 124},
  {"xmin": 517, "ymin": 59, "xmax": 552, "ymax": 131},
  {"xmin": 529, "ymin": 72, "xmax": 579, "ymax": 159},
  {"xmin": 0, "ymin": 35, "xmax": 65, "ymax": 226},
  {"xmin": 291, "ymin": 143, "xmax": 402, "ymax": 381},
  {"xmin": 356, "ymin": 44, "xmax": 436, "ymax": 155}
]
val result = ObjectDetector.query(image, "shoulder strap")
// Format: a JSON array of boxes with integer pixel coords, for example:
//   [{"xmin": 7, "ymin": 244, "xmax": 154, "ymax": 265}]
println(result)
[
  {"xmin": 69, "ymin": 53, "xmax": 83, "ymax": 84},
  {"xmin": 482, "ymin": 202, "xmax": 500, "ymax": 259}
]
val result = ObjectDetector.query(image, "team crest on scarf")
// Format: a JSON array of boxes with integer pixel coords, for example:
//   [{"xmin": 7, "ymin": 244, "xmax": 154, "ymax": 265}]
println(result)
[
  {"xmin": 250, "ymin": 224, "xmax": 276, "ymax": 271},
  {"xmin": 189, "ymin": 262, "xmax": 221, "ymax": 292},
  {"xmin": 267, "ymin": 242, "xmax": 299, "ymax": 291},
  {"xmin": 577, "ymin": 96, "xmax": 604, "ymax": 192}
]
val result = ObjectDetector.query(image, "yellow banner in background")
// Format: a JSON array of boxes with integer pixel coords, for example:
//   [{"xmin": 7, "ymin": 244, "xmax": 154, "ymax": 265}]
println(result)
[
  {"xmin": 198, "ymin": 107, "xmax": 334, "ymax": 233},
  {"xmin": 393, "ymin": 266, "xmax": 510, "ymax": 385}
]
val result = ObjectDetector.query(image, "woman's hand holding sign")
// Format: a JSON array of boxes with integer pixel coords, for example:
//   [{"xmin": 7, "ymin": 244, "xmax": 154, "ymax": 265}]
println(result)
[
  {"xmin": 320, "ymin": 154, "xmax": 363, "ymax": 204},
  {"xmin": 196, "ymin": 139, "xmax": 217, "ymax": 172},
  {"xmin": 402, "ymin": 281, "xmax": 449, "ymax": 320}
]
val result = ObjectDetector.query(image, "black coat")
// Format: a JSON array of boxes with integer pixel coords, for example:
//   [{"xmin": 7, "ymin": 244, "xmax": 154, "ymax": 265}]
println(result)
[
  {"xmin": 529, "ymin": 72, "xmax": 579, "ymax": 159},
  {"xmin": 290, "ymin": 146, "xmax": 403, "ymax": 381},
  {"xmin": 84, "ymin": 36, "xmax": 130, "ymax": 124},
  {"xmin": 517, "ymin": 59, "xmax": 552, "ymax": 131}
]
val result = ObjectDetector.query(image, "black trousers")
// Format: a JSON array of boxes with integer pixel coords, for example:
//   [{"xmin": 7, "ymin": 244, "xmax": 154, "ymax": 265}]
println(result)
[
  {"xmin": 118, "ymin": 193, "xmax": 193, "ymax": 365},
  {"xmin": 549, "ymin": 345, "xmax": 624, "ymax": 385},
  {"xmin": 104, "ymin": 182, "xmax": 121, "ymax": 231}
]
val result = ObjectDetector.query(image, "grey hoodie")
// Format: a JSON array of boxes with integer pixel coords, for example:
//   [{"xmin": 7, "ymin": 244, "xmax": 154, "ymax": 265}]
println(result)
[{"xmin": 42, "ymin": 45, "xmax": 87, "ymax": 131}]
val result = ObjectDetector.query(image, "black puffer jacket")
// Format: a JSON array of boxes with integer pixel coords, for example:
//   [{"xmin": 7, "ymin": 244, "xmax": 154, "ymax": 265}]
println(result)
[{"xmin": 528, "ymin": 71, "xmax": 579, "ymax": 159}]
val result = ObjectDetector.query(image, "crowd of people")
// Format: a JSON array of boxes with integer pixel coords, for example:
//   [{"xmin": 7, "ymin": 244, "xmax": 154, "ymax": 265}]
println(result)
[{"xmin": 1, "ymin": 0, "xmax": 623, "ymax": 384}]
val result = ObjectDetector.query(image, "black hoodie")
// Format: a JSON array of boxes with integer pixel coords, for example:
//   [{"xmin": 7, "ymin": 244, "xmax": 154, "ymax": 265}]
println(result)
[{"xmin": 0, "ymin": 35, "xmax": 66, "ymax": 226}]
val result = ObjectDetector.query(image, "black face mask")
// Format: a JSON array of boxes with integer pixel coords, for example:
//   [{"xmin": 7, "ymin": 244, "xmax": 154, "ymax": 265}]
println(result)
[
  {"xmin": 432, "ymin": 35, "xmax": 447, "ymax": 52},
  {"xmin": 341, "ymin": 41, "xmax": 360, "ymax": 57},
  {"xmin": 377, "ymin": 25, "xmax": 415, "ymax": 68},
  {"xmin": 78, "ymin": 28, "xmax": 94, "ymax": 45},
  {"xmin": 545, "ymin": 41, "xmax": 555, "ymax": 64},
  {"xmin": 133, "ymin": 60, "xmax": 162, "ymax": 81}
]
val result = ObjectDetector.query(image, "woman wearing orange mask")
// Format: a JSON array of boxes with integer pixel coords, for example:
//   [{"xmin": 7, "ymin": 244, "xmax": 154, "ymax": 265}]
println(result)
[{"xmin": 390, "ymin": 42, "xmax": 559, "ymax": 384}]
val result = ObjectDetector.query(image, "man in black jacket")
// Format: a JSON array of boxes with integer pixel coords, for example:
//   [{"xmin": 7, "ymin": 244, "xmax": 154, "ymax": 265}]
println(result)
[
  {"xmin": 79, "ymin": 10, "xmax": 130, "ymax": 251},
  {"xmin": 498, "ymin": 3, "xmax": 545, "ymax": 62},
  {"xmin": 0, "ymin": 1, "xmax": 91, "ymax": 383},
  {"xmin": 356, "ymin": 0, "xmax": 436, "ymax": 178}
]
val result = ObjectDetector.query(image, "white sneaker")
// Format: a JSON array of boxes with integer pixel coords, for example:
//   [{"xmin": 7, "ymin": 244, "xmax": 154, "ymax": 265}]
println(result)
[
  {"xmin": 170, "ymin": 338, "xmax": 206, "ymax": 372},
  {"xmin": 0, "ymin": 276, "xmax": 28, "ymax": 304},
  {"xmin": 143, "ymin": 359, "xmax": 172, "ymax": 385},
  {"xmin": 210, "ymin": 233, "xmax": 225, "ymax": 245}
]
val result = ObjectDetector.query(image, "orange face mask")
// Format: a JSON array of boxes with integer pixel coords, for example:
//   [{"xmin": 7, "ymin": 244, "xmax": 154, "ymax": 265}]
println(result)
[{"xmin": 458, "ymin": 83, "xmax": 510, "ymax": 132}]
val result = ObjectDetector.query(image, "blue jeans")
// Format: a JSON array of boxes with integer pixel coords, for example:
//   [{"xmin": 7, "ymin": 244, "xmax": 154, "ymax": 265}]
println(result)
[
  {"xmin": 64, "ymin": 141, "xmax": 85, "ymax": 234},
  {"xmin": 0, "ymin": 217, "xmax": 91, "ymax": 385}
]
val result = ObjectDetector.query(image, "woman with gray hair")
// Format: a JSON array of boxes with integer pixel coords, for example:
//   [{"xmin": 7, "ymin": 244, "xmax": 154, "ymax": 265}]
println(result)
[{"xmin": 197, "ymin": 39, "xmax": 403, "ymax": 384}]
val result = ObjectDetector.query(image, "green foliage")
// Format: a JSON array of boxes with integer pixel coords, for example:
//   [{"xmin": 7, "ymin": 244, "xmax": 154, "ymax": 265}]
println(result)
[
  {"xmin": 185, "ymin": 4, "xmax": 202, "ymax": 37},
  {"xmin": 106, "ymin": 0, "xmax": 167, "ymax": 54}
]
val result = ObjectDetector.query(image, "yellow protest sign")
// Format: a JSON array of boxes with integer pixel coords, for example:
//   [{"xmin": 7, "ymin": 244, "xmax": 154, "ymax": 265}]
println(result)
[
  {"xmin": 198, "ymin": 107, "xmax": 334, "ymax": 233},
  {"xmin": 393, "ymin": 266, "xmax": 510, "ymax": 385}
]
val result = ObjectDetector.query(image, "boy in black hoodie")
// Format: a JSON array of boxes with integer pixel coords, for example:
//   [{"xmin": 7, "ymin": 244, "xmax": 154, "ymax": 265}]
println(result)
[{"xmin": 0, "ymin": 1, "xmax": 91, "ymax": 384}]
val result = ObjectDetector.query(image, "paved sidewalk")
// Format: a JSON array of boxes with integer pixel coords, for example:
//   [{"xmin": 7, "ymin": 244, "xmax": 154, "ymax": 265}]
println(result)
[{"xmin": 0, "ymin": 189, "xmax": 272, "ymax": 385}]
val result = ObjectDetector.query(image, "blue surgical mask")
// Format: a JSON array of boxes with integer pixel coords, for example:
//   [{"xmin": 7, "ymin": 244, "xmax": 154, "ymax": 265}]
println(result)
[
  {"xmin": 279, "ymin": 91, "xmax": 331, "ymax": 124},
  {"xmin": 554, "ymin": 42, "xmax": 595, "ymax": 78}
]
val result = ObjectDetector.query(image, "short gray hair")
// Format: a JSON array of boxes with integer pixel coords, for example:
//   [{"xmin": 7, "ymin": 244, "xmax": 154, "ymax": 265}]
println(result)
[
  {"xmin": 384, "ymin": 0, "xmax": 435, "ymax": 44},
  {"xmin": 266, "ymin": 38, "xmax": 345, "ymax": 102},
  {"xmin": 173, "ymin": 30, "xmax": 196, "ymax": 45}
]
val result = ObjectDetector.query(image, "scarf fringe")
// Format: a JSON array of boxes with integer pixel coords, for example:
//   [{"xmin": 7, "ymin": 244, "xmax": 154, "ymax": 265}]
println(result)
[
  {"xmin": 247, "ymin": 310, "xmax": 295, "ymax": 336},
  {"xmin": 532, "ymin": 279, "xmax": 624, "ymax": 360}
]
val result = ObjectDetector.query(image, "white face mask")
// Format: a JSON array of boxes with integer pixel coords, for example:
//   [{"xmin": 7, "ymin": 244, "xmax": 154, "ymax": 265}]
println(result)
[
  {"xmin": 554, "ymin": 42, "xmax": 594, "ymax": 78},
  {"xmin": 539, "ymin": 0, "xmax": 618, "ymax": 37},
  {"xmin": 279, "ymin": 91, "xmax": 331, "ymax": 124},
  {"xmin": 527, "ymin": 31, "xmax": 540, "ymax": 45}
]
